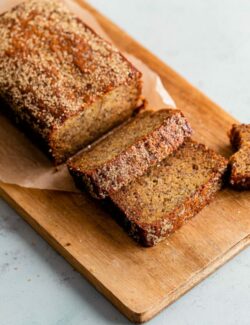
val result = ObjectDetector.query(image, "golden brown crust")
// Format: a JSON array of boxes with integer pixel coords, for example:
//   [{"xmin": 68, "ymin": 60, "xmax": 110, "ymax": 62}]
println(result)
[
  {"xmin": 229, "ymin": 124, "xmax": 250, "ymax": 189},
  {"xmin": 68, "ymin": 109, "xmax": 192, "ymax": 198},
  {"xmin": 109, "ymin": 140, "xmax": 228, "ymax": 247},
  {"xmin": 108, "ymin": 173, "xmax": 223, "ymax": 247},
  {"xmin": 0, "ymin": 0, "xmax": 142, "ymax": 163},
  {"xmin": 229, "ymin": 124, "xmax": 250, "ymax": 149}
]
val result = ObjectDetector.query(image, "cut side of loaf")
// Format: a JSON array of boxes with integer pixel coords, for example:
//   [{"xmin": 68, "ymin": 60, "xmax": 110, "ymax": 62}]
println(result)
[
  {"xmin": 109, "ymin": 140, "xmax": 228, "ymax": 247},
  {"xmin": 229, "ymin": 124, "xmax": 250, "ymax": 189},
  {"xmin": 0, "ymin": 0, "xmax": 142, "ymax": 164},
  {"xmin": 68, "ymin": 109, "xmax": 192, "ymax": 198}
]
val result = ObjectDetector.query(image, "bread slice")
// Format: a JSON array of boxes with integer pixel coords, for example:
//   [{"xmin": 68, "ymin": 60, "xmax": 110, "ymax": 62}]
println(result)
[
  {"xmin": 229, "ymin": 124, "xmax": 250, "ymax": 149},
  {"xmin": 229, "ymin": 124, "xmax": 250, "ymax": 189},
  {"xmin": 68, "ymin": 109, "xmax": 192, "ymax": 198},
  {"xmin": 0, "ymin": 0, "xmax": 142, "ymax": 164},
  {"xmin": 108, "ymin": 140, "xmax": 228, "ymax": 247}
]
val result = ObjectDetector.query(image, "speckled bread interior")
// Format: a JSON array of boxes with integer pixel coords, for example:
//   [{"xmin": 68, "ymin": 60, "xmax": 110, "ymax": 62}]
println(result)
[
  {"xmin": 109, "ymin": 140, "xmax": 228, "ymax": 246},
  {"xmin": 229, "ymin": 124, "xmax": 250, "ymax": 149},
  {"xmin": 229, "ymin": 124, "xmax": 250, "ymax": 189},
  {"xmin": 68, "ymin": 109, "xmax": 192, "ymax": 198},
  {"xmin": 0, "ymin": 0, "xmax": 142, "ymax": 164},
  {"xmin": 48, "ymin": 82, "xmax": 141, "ymax": 163}
]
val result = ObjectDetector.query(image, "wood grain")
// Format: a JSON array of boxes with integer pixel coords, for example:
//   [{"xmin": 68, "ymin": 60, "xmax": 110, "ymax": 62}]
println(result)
[{"xmin": 0, "ymin": 1, "xmax": 250, "ymax": 323}]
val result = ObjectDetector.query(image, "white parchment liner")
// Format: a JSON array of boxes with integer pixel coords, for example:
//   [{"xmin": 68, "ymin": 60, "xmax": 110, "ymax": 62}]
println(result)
[{"xmin": 0, "ymin": 0, "xmax": 176, "ymax": 192}]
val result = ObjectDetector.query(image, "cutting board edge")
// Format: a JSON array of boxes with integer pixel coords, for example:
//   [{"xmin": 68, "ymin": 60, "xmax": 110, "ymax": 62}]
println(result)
[
  {"xmin": 0, "ymin": 1, "xmax": 249, "ymax": 323},
  {"xmin": 1, "ymin": 182, "xmax": 249, "ymax": 323},
  {"xmin": 0, "ymin": 183, "xmax": 136, "ymax": 321},
  {"xmin": 138, "ymin": 234, "xmax": 250, "ymax": 323}
]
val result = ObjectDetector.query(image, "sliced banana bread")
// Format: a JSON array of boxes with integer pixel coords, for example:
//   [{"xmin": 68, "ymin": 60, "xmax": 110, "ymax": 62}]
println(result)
[
  {"xmin": 229, "ymin": 124, "xmax": 250, "ymax": 189},
  {"xmin": 68, "ymin": 109, "xmax": 192, "ymax": 199},
  {"xmin": 0, "ymin": 0, "xmax": 142, "ymax": 164},
  {"xmin": 229, "ymin": 124, "xmax": 250, "ymax": 149},
  {"xmin": 109, "ymin": 140, "xmax": 228, "ymax": 247}
]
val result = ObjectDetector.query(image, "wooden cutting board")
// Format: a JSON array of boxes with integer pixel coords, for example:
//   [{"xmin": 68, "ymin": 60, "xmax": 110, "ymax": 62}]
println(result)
[{"xmin": 0, "ymin": 1, "xmax": 250, "ymax": 323}]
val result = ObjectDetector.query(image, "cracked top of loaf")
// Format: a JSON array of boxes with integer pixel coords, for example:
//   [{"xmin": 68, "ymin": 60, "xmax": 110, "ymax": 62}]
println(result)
[{"xmin": 0, "ymin": 0, "xmax": 141, "ymax": 137}]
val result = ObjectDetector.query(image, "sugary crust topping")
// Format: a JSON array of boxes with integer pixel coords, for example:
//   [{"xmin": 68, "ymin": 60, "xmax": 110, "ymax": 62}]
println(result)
[
  {"xmin": 111, "ymin": 159, "xmax": 224, "ymax": 247},
  {"xmin": 229, "ymin": 124, "xmax": 250, "ymax": 189},
  {"xmin": 68, "ymin": 109, "xmax": 190, "ymax": 170},
  {"xmin": 229, "ymin": 124, "xmax": 250, "ymax": 149},
  {"xmin": 110, "ymin": 140, "xmax": 227, "ymax": 224},
  {"xmin": 0, "ymin": 0, "xmax": 141, "ymax": 137},
  {"xmin": 68, "ymin": 109, "xmax": 193, "ymax": 198}
]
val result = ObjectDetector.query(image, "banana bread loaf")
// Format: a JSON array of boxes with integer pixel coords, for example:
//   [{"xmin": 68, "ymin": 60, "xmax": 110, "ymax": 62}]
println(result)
[
  {"xmin": 108, "ymin": 140, "xmax": 228, "ymax": 247},
  {"xmin": 229, "ymin": 124, "xmax": 250, "ymax": 189},
  {"xmin": 68, "ymin": 109, "xmax": 192, "ymax": 199},
  {"xmin": 0, "ymin": 0, "xmax": 142, "ymax": 164}
]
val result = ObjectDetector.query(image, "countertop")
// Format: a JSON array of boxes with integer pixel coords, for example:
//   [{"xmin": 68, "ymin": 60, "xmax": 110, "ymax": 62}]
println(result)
[{"xmin": 0, "ymin": 1, "xmax": 249, "ymax": 324}]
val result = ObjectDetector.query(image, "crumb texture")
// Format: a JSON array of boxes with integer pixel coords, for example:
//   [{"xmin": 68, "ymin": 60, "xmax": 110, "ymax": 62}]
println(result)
[
  {"xmin": 230, "ymin": 124, "xmax": 250, "ymax": 149},
  {"xmin": 68, "ymin": 109, "xmax": 192, "ymax": 198},
  {"xmin": 229, "ymin": 124, "xmax": 250, "ymax": 189},
  {"xmin": 0, "ymin": 0, "xmax": 141, "ymax": 163},
  {"xmin": 110, "ymin": 140, "xmax": 228, "ymax": 246}
]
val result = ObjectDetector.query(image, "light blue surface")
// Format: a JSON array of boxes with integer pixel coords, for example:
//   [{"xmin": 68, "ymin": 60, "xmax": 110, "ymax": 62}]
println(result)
[{"xmin": 0, "ymin": 1, "xmax": 250, "ymax": 324}]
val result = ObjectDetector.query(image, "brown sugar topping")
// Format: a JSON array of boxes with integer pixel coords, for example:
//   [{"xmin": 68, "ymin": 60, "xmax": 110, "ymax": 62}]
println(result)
[
  {"xmin": 108, "ymin": 140, "xmax": 228, "ymax": 246},
  {"xmin": 68, "ymin": 109, "xmax": 192, "ymax": 198},
  {"xmin": 0, "ymin": 0, "xmax": 141, "ymax": 137}
]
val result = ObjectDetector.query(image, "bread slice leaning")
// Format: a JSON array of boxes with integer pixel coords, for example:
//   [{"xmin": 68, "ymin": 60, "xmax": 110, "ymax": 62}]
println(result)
[
  {"xmin": 108, "ymin": 140, "xmax": 228, "ymax": 247},
  {"xmin": 68, "ymin": 109, "xmax": 192, "ymax": 198}
]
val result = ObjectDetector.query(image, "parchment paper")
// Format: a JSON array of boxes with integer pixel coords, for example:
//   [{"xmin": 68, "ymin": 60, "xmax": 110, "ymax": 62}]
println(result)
[{"xmin": 0, "ymin": 0, "xmax": 176, "ymax": 192}]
